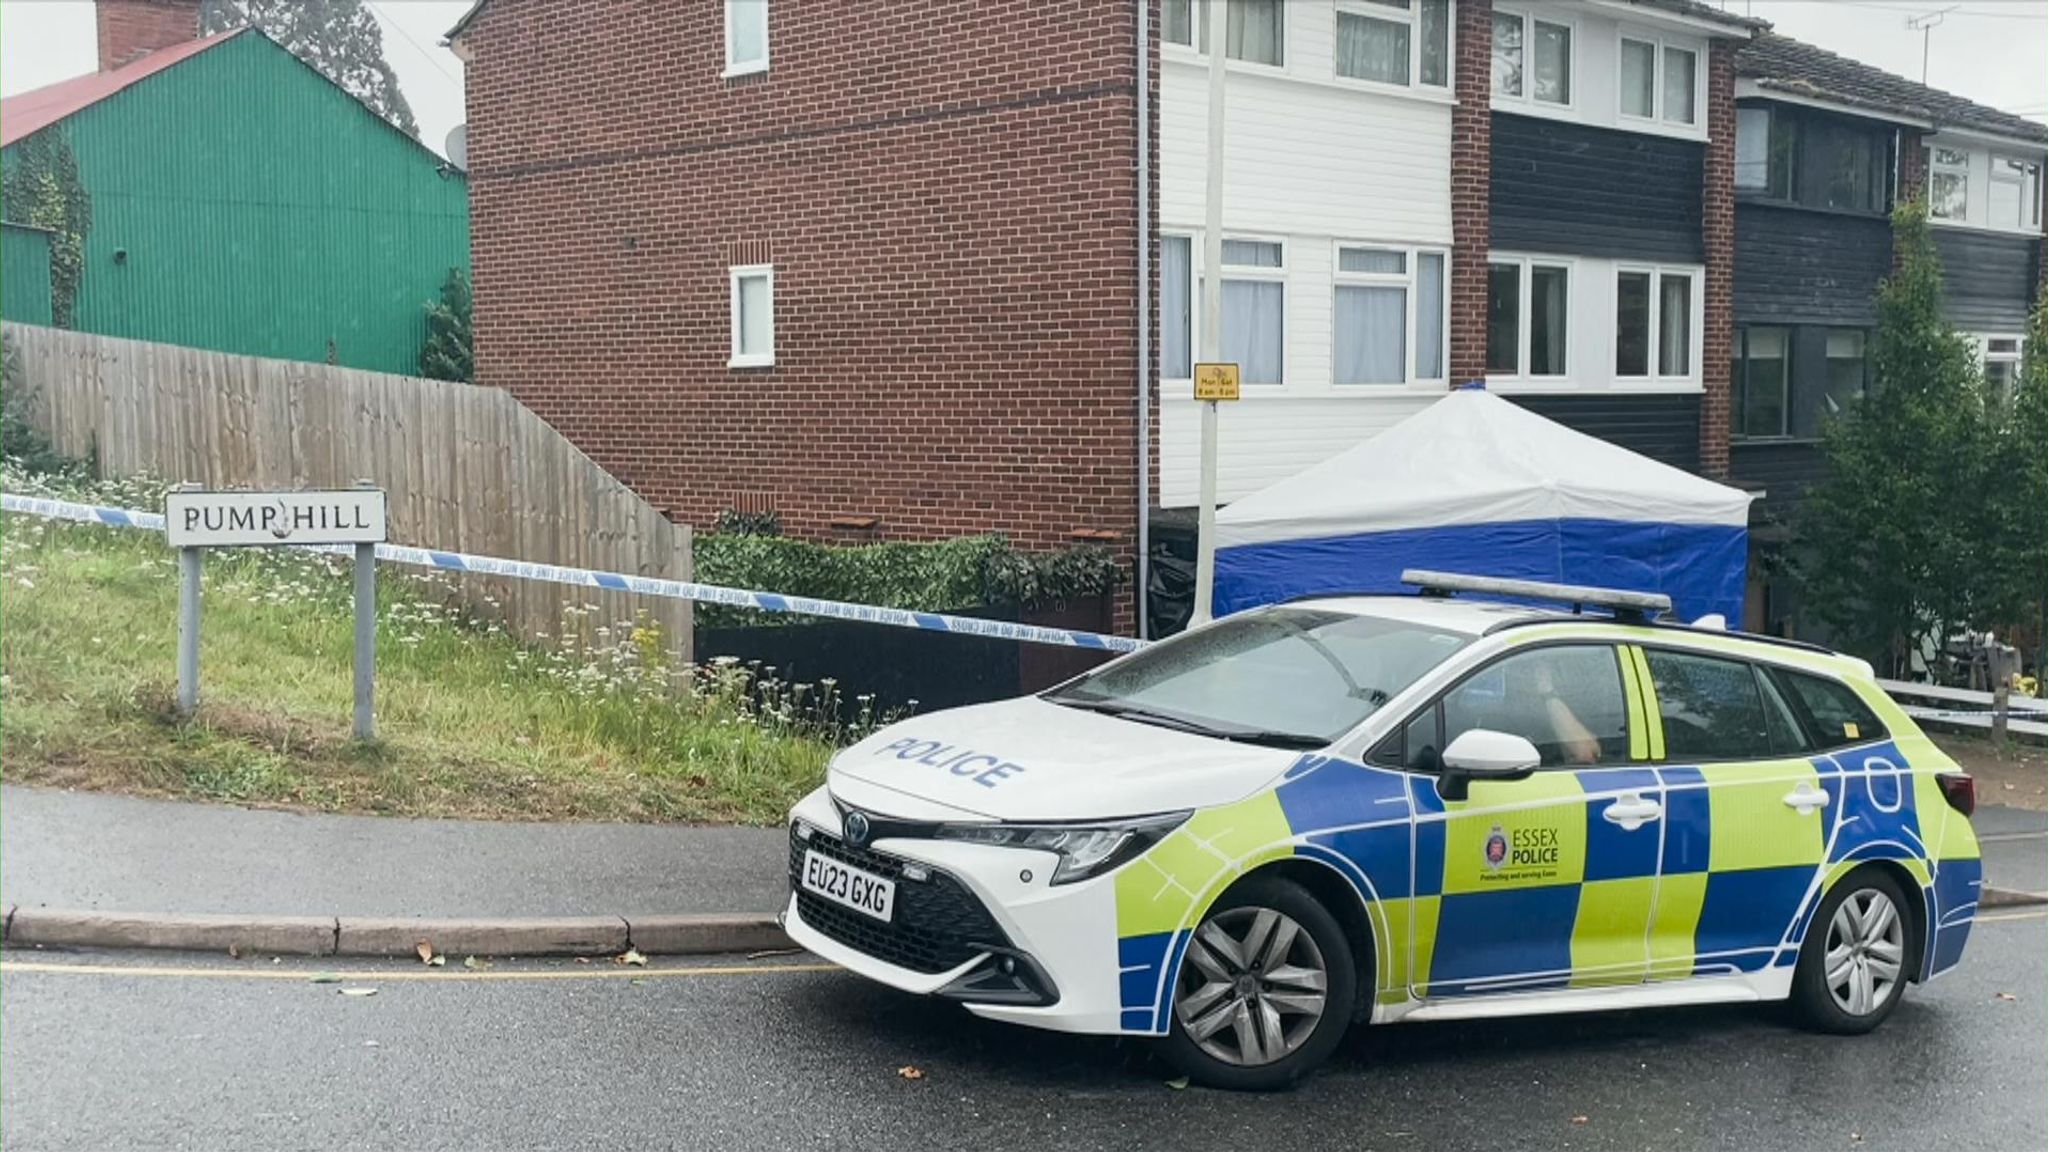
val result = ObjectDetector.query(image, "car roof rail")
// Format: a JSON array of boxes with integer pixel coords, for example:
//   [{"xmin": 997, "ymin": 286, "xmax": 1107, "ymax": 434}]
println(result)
[
  {"xmin": 1400, "ymin": 569, "xmax": 1671, "ymax": 624},
  {"xmin": 1480, "ymin": 612, "xmax": 1841, "ymax": 658}
]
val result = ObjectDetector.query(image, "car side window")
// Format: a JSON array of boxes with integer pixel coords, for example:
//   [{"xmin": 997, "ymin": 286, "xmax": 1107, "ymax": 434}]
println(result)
[
  {"xmin": 1642, "ymin": 648, "xmax": 1777, "ymax": 762},
  {"xmin": 1366, "ymin": 708, "xmax": 1442, "ymax": 772},
  {"xmin": 1441, "ymin": 645, "xmax": 1630, "ymax": 768},
  {"xmin": 1775, "ymin": 668, "xmax": 1887, "ymax": 749},
  {"xmin": 1755, "ymin": 665, "xmax": 1810, "ymax": 755}
]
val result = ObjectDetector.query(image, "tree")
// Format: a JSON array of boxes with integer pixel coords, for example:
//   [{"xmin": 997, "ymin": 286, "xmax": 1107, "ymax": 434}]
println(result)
[
  {"xmin": 418, "ymin": 267, "xmax": 472, "ymax": 383},
  {"xmin": 201, "ymin": 0, "xmax": 418, "ymax": 138},
  {"xmin": 1796, "ymin": 200, "xmax": 1994, "ymax": 675},
  {"xmin": 1983, "ymin": 297, "xmax": 2048, "ymax": 674}
]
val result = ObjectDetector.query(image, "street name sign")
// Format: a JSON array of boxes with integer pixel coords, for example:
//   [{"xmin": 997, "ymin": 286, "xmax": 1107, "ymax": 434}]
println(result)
[
  {"xmin": 166, "ymin": 489, "xmax": 387, "ymax": 548},
  {"xmin": 1193, "ymin": 362, "xmax": 1240, "ymax": 401}
]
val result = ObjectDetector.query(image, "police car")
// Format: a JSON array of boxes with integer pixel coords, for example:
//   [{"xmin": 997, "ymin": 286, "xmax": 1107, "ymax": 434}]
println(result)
[{"xmin": 782, "ymin": 571, "xmax": 1982, "ymax": 1090}]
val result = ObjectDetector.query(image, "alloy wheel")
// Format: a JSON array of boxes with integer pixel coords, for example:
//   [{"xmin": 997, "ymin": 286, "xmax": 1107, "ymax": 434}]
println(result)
[
  {"xmin": 1824, "ymin": 887, "xmax": 1906, "ymax": 1017},
  {"xmin": 1173, "ymin": 907, "xmax": 1329, "ymax": 1067}
]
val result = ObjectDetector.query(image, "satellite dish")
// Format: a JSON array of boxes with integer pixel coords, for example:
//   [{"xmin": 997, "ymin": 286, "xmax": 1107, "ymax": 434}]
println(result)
[{"xmin": 444, "ymin": 124, "xmax": 468, "ymax": 170}]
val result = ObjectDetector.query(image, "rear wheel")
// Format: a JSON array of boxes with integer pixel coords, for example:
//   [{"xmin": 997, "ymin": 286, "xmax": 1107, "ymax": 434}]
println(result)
[
  {"xmin": 1790, "ymin": 869, "xmax": 1913, "ymax": 1035},
  {"xmin": 1156, "ymin": 876, "xmax": 1357, "ymax": 1091}
]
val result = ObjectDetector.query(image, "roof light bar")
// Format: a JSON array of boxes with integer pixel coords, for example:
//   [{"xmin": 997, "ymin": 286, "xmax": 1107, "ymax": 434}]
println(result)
[{"xmin": 1400, "ymin": 569, "xmax": 1672, "ymax": 619}]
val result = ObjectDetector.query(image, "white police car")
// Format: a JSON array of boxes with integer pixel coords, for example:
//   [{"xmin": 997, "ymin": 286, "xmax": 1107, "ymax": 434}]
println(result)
[{"xmin": 782, "ymin": 572, "xmax": 1982, "ymax": 1089}]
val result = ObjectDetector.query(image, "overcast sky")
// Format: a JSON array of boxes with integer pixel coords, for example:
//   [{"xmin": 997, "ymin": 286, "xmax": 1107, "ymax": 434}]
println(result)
[{"xmin": 1, "ymin": 0, "xmax": 2042, "ymax": 156}]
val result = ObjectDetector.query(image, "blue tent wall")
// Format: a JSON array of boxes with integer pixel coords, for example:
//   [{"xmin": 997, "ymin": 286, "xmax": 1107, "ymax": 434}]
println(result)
[{"xmin": 1213, "ymin": 518, "xmax": 1748, "ymax": 622}]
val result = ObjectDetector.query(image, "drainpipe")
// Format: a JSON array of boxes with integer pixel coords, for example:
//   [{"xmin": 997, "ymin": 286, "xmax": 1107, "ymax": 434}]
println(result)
[{"xmin": 1135, "ymin": 0, "xmax": 1151, "ymax": 639}]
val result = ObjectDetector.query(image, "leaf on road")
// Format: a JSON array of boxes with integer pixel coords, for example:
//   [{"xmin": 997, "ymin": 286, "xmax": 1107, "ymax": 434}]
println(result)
[
  {"xmin": 364, "ymin": 1040, "xmax": 381, "ymax": 1048},
  {"xmin": 309, "ymin": 972, "xmax": 342, "ymax": 984},
  {"xmin": 339, "ymin": 987, "xmax": 378, "ymax": 998},
  {"xmin": 1570, "ymin": 1116, "xmax": 1589, "ymax": 1125},
  {"xmin": 747, "ymin": 947, "xmax": 802, "ymax": 960},
  {"xmin": 426, "ymin": 954, "xmax": 446, "ymax": 967},
  {"xmin": 1164, "ymin": 1077, "xmax": 1190, "ymax": 1091},
  {"xmin": 573, "ymin": 957, "xmax": 591, "ymax": 965},
  {"xmin": 1850, "ymin": 1133, "xmax": 1864, "ymax": 1144},
  {"xmin": 464, "ymin": 955, "xmax": 491, "ymax": 970},
  {"xmin": 897, "ymin": 1066, "xmax": 925, "ymax": 1081},
  {"xmin": 1996, "ymin": 992, "xmax": 2018, "ymax": 1001},
  {"xmin": 227, "ymin": 944, "xmax": 241, "ymax": 960},
  {"xmin": 415, "ymin": 940, "xmax": 435, "ymax": 965},
  {"xmin": 617, "ymin": 949, "xmax": 649, "ymax": 967}
]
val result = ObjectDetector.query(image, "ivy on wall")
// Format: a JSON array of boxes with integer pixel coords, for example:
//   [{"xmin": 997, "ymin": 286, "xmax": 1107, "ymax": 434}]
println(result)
[{"xmin": 2, "ymin": 130, "xmax": 92, "ymax": 328}]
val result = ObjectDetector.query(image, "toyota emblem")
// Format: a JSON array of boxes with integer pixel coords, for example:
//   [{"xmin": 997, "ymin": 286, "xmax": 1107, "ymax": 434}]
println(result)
[{"xmin": 843, "ymin": 810, "xmax": 871, "ymax": 847}]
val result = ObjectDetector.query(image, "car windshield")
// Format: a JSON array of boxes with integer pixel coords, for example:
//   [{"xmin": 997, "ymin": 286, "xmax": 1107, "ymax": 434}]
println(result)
[{"xmin": 1044, "ymin": 607, "xmax": 1471, "ymax": 747}]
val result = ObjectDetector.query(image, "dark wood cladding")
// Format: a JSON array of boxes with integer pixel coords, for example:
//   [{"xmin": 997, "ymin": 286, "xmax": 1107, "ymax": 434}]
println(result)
[
  {"xmin": 1730, "ymin": 439, "xmax": 1828, "ymax": 520},
  {"xmin": 1490, "ymin": 113, "xmax": 1705, "ymax": 264},
  {"xmin": 1507, "ymin": 393, "xmax": 1702, "ymax": 474},
  {"xmin": 1932, "ymin": 227, "xmax": 2041, "ymax": 331},
  {"xmin": 1734, "ymin": 202, "xmax": 1891, "ymax": 326}
]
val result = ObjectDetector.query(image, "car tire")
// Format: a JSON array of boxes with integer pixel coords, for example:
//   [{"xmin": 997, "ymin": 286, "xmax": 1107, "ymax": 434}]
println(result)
[
  {"xmin": 1156, "ymin": 875, "xmax": 1359, "ymax": 1091},
  {"xmin": 1789, "ymin": 868, "xmax": 1915, "ymax": 1036}
]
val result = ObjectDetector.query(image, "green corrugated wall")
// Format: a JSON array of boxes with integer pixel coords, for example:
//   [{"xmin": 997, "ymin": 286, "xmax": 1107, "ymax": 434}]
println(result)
[
  {"xmin": 1, "ymin": 223, "xmax": 54, "ymax": 326},
  {"xmin": 0, "ymin": 32, "xmax": 468, "ymax": 373}
]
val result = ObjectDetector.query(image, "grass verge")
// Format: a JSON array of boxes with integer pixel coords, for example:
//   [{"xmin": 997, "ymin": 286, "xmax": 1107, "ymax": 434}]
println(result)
[{"xmin": 1, "ymin": 473, "xmax": 849, "ymax": 824}]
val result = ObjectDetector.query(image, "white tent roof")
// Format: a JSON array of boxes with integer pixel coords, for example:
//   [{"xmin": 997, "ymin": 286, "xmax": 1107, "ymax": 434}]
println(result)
[{"xmin": 1215, "ymin": 389, "xmax": 1753, "ymax": 549}]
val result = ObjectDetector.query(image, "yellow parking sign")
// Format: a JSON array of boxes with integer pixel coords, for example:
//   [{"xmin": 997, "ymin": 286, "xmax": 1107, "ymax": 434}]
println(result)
[{"xmin": 1193, "ymin": 362, "xmax": 1240, "ymax": 401}]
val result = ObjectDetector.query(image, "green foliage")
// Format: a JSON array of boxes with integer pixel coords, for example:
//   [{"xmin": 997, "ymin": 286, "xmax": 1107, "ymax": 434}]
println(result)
[
  {"xmin": 1984, "ymin": 297, "xmax": 2048, "ymax": 668},
  {"xmin": 1, "ymin": 130, "xmax": 92, "ymax": 327},
  {"xmin": 0, "ymin": 334, "xmax": 84, "ymax": 479},
  {"xmin": 417, "ymin": 267, "xmax": 473, "ymax": 382},
  {"xmin": 201, "ymin": 0, "xmax": 419, "ymax": 138},
  {"xmin": 693, "ymin": 532, "xmax": 1124, "ymax": 628},
  {"xmin": 1797, "ymin": 200, "xmax": 1996, "ymax": 674}
]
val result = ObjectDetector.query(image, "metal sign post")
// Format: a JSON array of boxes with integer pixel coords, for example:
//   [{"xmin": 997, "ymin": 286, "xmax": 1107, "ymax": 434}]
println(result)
[{"xmin": 163, "ymin": 484, "xmax": 389, "ymax": 740}]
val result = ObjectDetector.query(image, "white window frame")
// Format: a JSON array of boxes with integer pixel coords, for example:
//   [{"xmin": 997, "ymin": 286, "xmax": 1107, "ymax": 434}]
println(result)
[
  {"xmin": 1930, "ymin": 145, "xmax": 1971, "ymax": 222},
  {"xmin": 1332, "ymin": 0, "xmax": 1454, "ymax": 95},
  {"xmin": 724, "ymin": 0, "xmax": 769, "ymax": 78},
  {"xmin": 1613, "ymin": 264, "xmax": 1701, "ymax": 386},
  {"xmin": 1162, "ymin": 232, "xmax": 1199, "ymax": 383},
  {"xmin": 728, "ymin": 264, "xmax": 775, "ymax": 369},
  {"xmin": 1160, "ymin": 0, "xmax": 1288, "ymax": 70},
  {"xmin": 1989, "ymin": 154, "xmax": 2043, "ymax": 233},
  {"xmin": 1220, "ymin": 235, "xmax": 1288, "ymax": 387},
  {"xmin": 1978, "ymin": 332, "xmax": 2026, "ymax": 398},
  {"xmin": 1615, "ymin": 31, "xmax": 1702, "ymax": 132},
  {"xmin": 1331, "ymin": 241, "xmax": 1449, "ymax": 390},
  {"xmin": 1486, "ymin": 253, "xmax": 1574, "ymax": 385},
  {"xmin": 1491, "ymin": 7, "xmax": 1577, "ymax": 111}
]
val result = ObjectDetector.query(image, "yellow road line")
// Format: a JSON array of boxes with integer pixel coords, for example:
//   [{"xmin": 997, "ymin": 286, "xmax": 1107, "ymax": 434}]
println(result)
[{"xmin": 0, "ymin": 959, "xmax": 840, "ymax": 982}]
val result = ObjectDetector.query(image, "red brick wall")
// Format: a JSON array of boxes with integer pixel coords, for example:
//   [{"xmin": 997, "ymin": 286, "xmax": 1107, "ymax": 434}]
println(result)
[
  {"xmin": 1449, "ymin": 0, "xmax": 1493, "ymax": 387},
  {"xmin": 1897, "ymin": 129, "xmax": 1928, "ymax": 209},
  {"xmin": 462, "ymin": 0, "xmax": 1153, "ymax": 629},
  {"xmin": 96, "ymin": 0, "xmax": 197, "ymax": 72},
  {"xmin": 1699, "ymin": 39, "xmax": 1736, "ymax": 480}
]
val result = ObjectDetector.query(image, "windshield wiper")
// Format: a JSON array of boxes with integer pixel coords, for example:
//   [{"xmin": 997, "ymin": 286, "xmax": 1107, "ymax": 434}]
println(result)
[{"xmin": 1046, "ymin": 697, "xmax": 1326, "ymax": 750}]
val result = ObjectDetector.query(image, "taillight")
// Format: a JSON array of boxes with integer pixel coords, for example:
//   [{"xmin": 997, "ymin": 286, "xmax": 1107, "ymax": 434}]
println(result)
[{"xmin": 1936, "ymin": 772, "xmax": 1976, "ymax": 818}]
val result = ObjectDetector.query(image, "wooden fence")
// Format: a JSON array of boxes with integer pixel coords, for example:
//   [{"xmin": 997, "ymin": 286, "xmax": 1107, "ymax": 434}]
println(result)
[{"xmin": 4, "ymin": 322, "xmax": 692, "ymax": 656}]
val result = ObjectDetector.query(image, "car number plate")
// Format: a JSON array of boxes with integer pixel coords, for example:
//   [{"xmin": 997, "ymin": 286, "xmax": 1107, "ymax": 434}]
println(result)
[{"xmin": 801, "ymin": 850, "xmax": 896, "ymax": 923}]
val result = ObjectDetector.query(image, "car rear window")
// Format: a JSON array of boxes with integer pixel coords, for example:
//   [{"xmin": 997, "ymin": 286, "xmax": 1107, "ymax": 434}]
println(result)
[{"xmin": 1775, "ymin": 668, "xmax": 1887, "ymax": 749}]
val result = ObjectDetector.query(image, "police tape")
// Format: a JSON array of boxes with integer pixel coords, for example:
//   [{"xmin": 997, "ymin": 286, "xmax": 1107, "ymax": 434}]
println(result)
[{"xmin": 0, "ymin": 492, "xmax": 1148, "ymax": 654}]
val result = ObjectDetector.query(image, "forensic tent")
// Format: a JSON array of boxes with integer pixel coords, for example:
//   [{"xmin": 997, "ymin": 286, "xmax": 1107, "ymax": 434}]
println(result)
[{"xmin": 1212, "ymin": 388, "xmax": 1754, "ymax": 622}]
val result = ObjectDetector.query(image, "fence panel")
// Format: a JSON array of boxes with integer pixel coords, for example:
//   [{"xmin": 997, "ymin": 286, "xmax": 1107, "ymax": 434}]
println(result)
[{"xmin": 3, "ymin": 321, "xmax": 692, "ymax": 656}]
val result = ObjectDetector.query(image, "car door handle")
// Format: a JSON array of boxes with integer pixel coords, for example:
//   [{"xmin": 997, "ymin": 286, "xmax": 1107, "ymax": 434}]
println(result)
[
  {"xmin": 1602, "ymin": 795, "xmax": 1663, "ymax": 831},
  {"xmin": 1783, "ymin": 783, "xmax": 1832, "ymax": 815}
]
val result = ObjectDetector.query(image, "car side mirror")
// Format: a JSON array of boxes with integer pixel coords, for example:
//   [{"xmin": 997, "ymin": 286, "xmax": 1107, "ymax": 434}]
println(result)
[{"xmin": 1438, "ymin": 729, "xmax": 1541, "ymax": 801}]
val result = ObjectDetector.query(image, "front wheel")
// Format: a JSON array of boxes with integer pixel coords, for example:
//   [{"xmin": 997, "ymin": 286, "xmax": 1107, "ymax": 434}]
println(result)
[
  {"xmin": 1790, "ymin": 869, "xmax": 1913, "ymax": 1035},
  {"xmin": 1156, "ymin": 876, "xmax": 1358, "ymax": 1091}
]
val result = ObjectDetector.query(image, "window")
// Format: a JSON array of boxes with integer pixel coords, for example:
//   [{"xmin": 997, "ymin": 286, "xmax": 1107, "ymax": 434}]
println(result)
[
  {"xmin": 1487, "ymin": 257, "xmax": 1569, "ymax": 379},
  {"xmin": 1221, "ymin": 239, "xmax": 1284, "ymax": 384},
  {"xmin": 1991, "ymin": 156, "xmax": 2042, "ymax": 231},
  {"xmin": 1617, "ymin": 34, "xmax": 1695, "ymax": 126},
  {"xmin": 1931, "ymin": 147, "xmax": 1970, "ymax": 221},
  {"xmin": 1757, "ymin": 670, "xmax": 1809, "ymax": 756},
  {"xmin": 1738, "ymin": 107, "xmax": 1888, "ymax": 213},
  {"xmin": 1335, "ymin": 0, "xmax": 1451, "ymax": 90},
  {"xmin": 1620, "ymin": 38, "xmax": 1655, "ymax": 119},
  {"xmin": 1619, "ymin": 268, "xmax": 1696, "ymax": 379},
  {"xmin": 1442, "ymin": 645, "xmax": 1631, "ymax": 768},
  {"xmin": 1774, "ymin": 668, "xmax": 1886, "ymax": 749},
  {"xmin": 1334, "ymin": 245, "xmax": 1446, "ymax": 385},
  {"xmin": 1734, "ymin": 325, "xmax": 1789, "ymax": 438},
  {"xmin": 1981, "ymin": 335, "xmax": 2025, "ymax": 401},
  {"xmin": 725, "ymin": 0, "xmax": 768, "ymax": 76},
  {"xmin": 729, "ymin": 264, "xmax": 774, "ymax": 368},
  {"xmin": 1642, "ymin": 649, "xmax": 1781, "ymax": 761},
  {"xmin": 1662, "ymin": 45, "xmax": 1696, "ymax": 125},
  {"xmin": 1824, "ymin": 330, "xmax": 1867, "ymax": 415},
  {"xmin": 1492, "ymin": 10, "xmax": 1569, "ymax": 106},
  {"xmin": 1162, "ymin": 235, "xmax": 1193, "ymax": 380},
  {"xmin": 1166, "ymin": 0, "xmax": 1285, "ymax": 66},
  {"xmin": 1049, "ymin": 607, "xmax": 1471, "ymax": 747}
]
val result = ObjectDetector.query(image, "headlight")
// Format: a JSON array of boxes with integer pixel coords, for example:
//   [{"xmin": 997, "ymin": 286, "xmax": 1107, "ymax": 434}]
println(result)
[{"xmin": 934, "ymin": 812, "xmax": 1190, "ymax": 885}]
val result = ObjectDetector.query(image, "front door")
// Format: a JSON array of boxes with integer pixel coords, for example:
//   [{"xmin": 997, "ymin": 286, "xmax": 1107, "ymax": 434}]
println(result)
[{"xmin": 1408, "ymin": 642, "xmax": 1663, "ymax": 998}]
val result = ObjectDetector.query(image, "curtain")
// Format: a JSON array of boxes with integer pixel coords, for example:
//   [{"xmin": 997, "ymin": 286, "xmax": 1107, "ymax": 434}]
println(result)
[
  {"xmin": 1659, "ymin": 274, "xmax": 1692, "ymax": 377},
  {"xmin": 1620, "ymin": 40, "xmax": 1655, "ymax": 118},
  {"xmin": 1533, "ymin": 21, "xmax": 1570, "ymax": 104},
  {"xmin": 1664, "ymin": 47, "xmax": 1696, "ymax": 124},
  {"xmin": 1229, "ymin": 0, "xmax": 1284, "ymax": 65},
  {"xmin": 1530, "ymin": 266, "xmax": 1567, "ymax": 376},
  {"xmin": 1164, "ymin": 0, "xmax": 1194, "ymax": 46},
  {"xmin": 1491, "ymin": 12, "xmax": 1523, "ymax": 96},
  {"xmin": 1223, "ymin": 280, "xmax": 1284, "ymax": 383},
  {"xmin": 1162, "ymin": 237, "xmax": 1192, "ymax": 379},
  {"xmin": 1417, "ymin": 253, "xmax": 1444, "ymax": 379},
  {"xmin": 1617, "ymin": 272, "xmax": 1651, "ymax": 376},
  {"xmin": 1419, "ymin": 0, "xmax": 1449, "ymax": 86},
  {"xmin": 1336, "ymin": 11, "xmax": 1409, "ymax": 85},
  {"xmin": 1336, "ymin": 285, "xmax": 1406, "ymax": 385}
]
